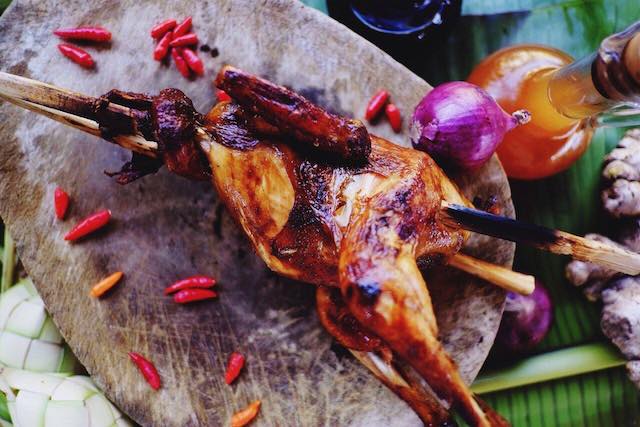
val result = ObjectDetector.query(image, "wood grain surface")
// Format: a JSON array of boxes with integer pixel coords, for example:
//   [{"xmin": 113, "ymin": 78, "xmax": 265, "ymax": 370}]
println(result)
[{"xmin": 0, "ymin": 1, "xmax": 515, "ymax": 425}]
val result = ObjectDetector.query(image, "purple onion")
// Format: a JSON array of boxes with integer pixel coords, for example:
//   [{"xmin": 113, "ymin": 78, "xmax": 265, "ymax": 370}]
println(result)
[
  {"xmin": 410, "ymin": 81, "xmax": 530, "ymax": 169},
  {"xmin": 494, "ymin": 279, "xmax": 553, "ymax": 357}
]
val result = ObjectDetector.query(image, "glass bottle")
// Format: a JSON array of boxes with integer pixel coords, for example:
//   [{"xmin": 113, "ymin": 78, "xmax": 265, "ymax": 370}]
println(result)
[
  {"xmin": 327, "ymin": 0, "xmax": 462, "ymax": 74},
  {"xmin": 468, "ymin": 21, "xmax": 640, "ymax": 180}
]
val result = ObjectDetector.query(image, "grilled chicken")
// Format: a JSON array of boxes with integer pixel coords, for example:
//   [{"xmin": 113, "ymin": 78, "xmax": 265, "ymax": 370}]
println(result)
[
  {"xmin": 93, "ymin": 67, "xmax": 504, "ymax": 425},
  {"xmin": 198, "ymin": 68, "xmax": 504, "ymax": 426}
]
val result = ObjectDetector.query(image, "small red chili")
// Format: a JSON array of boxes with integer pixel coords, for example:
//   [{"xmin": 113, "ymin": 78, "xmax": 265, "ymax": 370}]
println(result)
[
  {"xmin": 54, "ymin": 187, "xmax": 69, "ymax": 220},
  {"xmin": 128, "ymin": 352, "xmax": 161, "ymax": 390},
  {"xmin": 365, "ymin": 90, "xmax": 389, "ymax": 121},
  {"xmin": 169, "ymin": 33, "xmax": 198, "ymax": 47},
  {"xmin": 173, "ymin": 288, "xmax": 217, "ymax": 304},
  {"xmin": 153, "ymin": 31, "xmax": 173, "ymax": 61},
  {"xmin": 64, "ymin": 209, "xmax": 111, "ymax": 241},
  {"xmin": 173, "ymin": 17, "xmax": 193, "ymax": 38},
  {"xmin": 164, "ymin": 275, "xmax": 215, "ymax": 295},
  {"xmin": 181, "ymin": 48, "xmax": 204, "ymax": 75},
  {"xmin": 58, "ymin": 43, "xmax": 95, "ymax": 69},
  {"xmin": 225, "ymin": 352, "xmax": 246, "ymax": 385},
  {"xmin": 150, "ymin": 19, "xmax": 176, "ymax": 39},
  {"xmin": 217, "ymin": 90, "xmax": 232, "ymax": 102},
  {"xmin": 172, "ymin": 48, "xmax": 191, "ymax": 78},
  {"xmin": 385, "ymin": 103, "xmax": 402, "ymax": 133},
  {"xmin": 54, "ymin": 27, "xmax": 112, "ymax": 42}
]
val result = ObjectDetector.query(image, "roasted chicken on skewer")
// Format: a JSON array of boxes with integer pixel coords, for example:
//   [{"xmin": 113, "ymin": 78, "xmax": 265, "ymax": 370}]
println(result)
[
  {"xmin": 0, "ymin": 69, "xmax": 513, "ymax": 425},
  {"xmin": 2, "ymin": 67, "xmax": 640, "ymax": 425},
  {"xmin": 204, "ymin": 85, "xmax": 495, "ymax": 425}
]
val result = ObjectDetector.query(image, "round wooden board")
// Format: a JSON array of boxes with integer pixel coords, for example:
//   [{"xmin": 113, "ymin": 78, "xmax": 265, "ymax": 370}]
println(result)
[{"xmin": 0, "ymin": 1, "xmax": 515, "ymax": 425}]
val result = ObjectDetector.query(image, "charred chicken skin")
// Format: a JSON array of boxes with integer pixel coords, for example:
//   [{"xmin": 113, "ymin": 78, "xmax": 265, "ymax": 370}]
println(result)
[{"xmin": 95, "ymin": 67, "xmax": 506, "ymax": 426}]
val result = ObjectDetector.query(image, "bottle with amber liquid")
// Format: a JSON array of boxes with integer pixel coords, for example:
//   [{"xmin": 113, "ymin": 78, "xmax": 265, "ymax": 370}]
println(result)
[{"xmin": 468, "ymin": 22, "xmax": 640, "ymax": 180}]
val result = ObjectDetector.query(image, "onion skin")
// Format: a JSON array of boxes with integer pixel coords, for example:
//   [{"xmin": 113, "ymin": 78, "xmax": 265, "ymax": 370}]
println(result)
[
  {"xmin": 410, "ymin": 81, "xmax": 530, "ymax": 169},
  {"xmin": 494, "ymin": 279, "xmax": 553, "ymax": 357}
]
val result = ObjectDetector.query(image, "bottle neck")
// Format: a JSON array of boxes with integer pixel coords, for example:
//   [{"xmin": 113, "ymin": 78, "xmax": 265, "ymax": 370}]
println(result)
[{"xmin": 548, "ymin": 22, "xmax": 640, "ymax": 126}]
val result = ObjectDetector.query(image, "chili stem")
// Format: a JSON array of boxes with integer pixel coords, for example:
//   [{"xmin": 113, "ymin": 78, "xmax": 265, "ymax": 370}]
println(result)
[
  {"xmin": 1, "ymin": 231, "xmax": 16, "ymax": 293},
  {"xmin": 471, "ymin": 342, "xmax": 626, "ymax": 394}
]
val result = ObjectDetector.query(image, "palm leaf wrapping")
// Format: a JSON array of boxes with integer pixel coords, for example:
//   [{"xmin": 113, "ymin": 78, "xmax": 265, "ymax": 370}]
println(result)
[
  {"xmin": 0, "ymin": 279, "xmax": 76, "ymax": 373},
  {"xmin": 0, "ymin": 232, "xmax": 132, "ymax": 426},
  {"xmin": 0, "ymin": 368, "xmax": 131, "ymax": 427}
]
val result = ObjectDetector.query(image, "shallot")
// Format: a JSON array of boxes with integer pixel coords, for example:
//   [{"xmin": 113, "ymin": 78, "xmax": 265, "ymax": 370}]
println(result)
[
  {"xmin": 494, "ymin": 279, "xmax": 553, "ymax": 356},
  {"xmin": 410, "ymin": 81, "xmax": 530, "ymax": 169}
]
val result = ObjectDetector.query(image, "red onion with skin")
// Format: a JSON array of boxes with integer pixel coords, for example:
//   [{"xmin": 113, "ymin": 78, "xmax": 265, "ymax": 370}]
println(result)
[
  {"xmin": 410, "ymin": 81, "xmax": 530, "ymax": 169},
  {"xmin": 494, "ymin": 279, "xmax": 553, "ymax": 357}
]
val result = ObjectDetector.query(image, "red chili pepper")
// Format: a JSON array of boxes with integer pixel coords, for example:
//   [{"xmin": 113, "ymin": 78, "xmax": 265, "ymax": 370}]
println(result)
[
  {"xmin": 150, "ymin": 19, "xmax": 176, "ymax": 39},
  {"xmin": 54, "ymin": 27, "xmax": 112, "ymax": 42},
  {"xmin": 128, "ymin": 352, "xmax": 161, "ymax": 390},
  {"xmin": 217, "ymin": 90, "xmax": 232, "ymax": 102},
  {"xmin": 164, "ymin": 275, "xmax": 215, "ymax": 295},
  {"xmin": 385, "ymin": 103, "xmax": 402, "ymax": 133},
  {"xmin": 172, "ymin": 48, "xmax": 191, "ymax": 78},
  {"xmin": 153, "ymin": 31, "xmax": 173, "ymax": 61},
  {"xmin": 173, "ymin": 17, "xmax": 193, "ymax": 38},
  {"xmin": 54, "ymin": 187, "xmax": 69, "ymax": 220},
  {"xmin": 169, "ymin": 33, "xmax": 198, "ymax": 47},
  {"xmin": 181, "ymin": 48, "xmax": 204, "ymax": 75},
  {"xmin": 64, "ymin": 209, "xmax": 111, "ymax": 241},
  {"xmin": 57, "ymin": 43, "xmax": 95, "ymax": 69},
  {"xmin": 365, "ymin": 90, "xmax": 389, "ymax": 121},
  {"xmin": 173, "ymin": 288, "xmax": 217, "ymax": 304},
  {"xmin": 225, "ymin": 352, "xmax": 246, "ymax": 385}
]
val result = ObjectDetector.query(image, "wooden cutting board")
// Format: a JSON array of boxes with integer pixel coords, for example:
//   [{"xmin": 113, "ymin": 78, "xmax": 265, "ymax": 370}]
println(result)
[{"xmin": 0, "ymin": 1, "xmax": 515, "ymax": 425}]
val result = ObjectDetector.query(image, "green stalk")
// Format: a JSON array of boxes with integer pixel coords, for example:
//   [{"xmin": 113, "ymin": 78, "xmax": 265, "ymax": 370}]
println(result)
[
  {"xmin": 471, "ymin": 342, "xmax": 626, "ymax": 394},
  {"xmin": 0, "ymin": 392, "xmax": 9, "ymax": 423},
  {"xmin": 1, "ymin": 231, "xmax": 15, "ymax": 293}
]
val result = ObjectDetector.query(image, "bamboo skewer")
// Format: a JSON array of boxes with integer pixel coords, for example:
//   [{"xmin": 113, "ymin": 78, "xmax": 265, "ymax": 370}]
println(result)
[
  {"xmin": 449, "ymin": 253, "xmax": 535, "ymax": 294},
  {"xmin": 442, "ymin": 201, "xmax": 640, "ymax": 275},
  {"xmin": 0, "ymin": 72, "xmax": 534, "ymax": 295},
  {"xmin": 4, "ymin": 71, "xmax": 620, "ymax": 291},
  {"xmin": 0, "ymin": 72, "xmax": 158, "ymax": 157}
]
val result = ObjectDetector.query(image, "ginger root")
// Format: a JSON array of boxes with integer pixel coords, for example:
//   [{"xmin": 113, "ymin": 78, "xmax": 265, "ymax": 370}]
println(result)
[
  {"xmin": 565, "ymin": 129, "xmax": 640, "ymax": 390},
  {"xmin": 602, "ymin": 129, "xmax": 640, "ymax": 217},
  {"xmin": 601, "ymin": 277, "xmax": 640, "ymax": 360},
  {"xmin": 628, "ymin": 361, "xmax": 640, "ymax": 389}
]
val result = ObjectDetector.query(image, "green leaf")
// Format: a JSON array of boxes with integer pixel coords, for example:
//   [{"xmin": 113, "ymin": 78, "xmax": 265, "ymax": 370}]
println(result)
[
  {"xmin": 462, "ymin": 0, "xmax": 619, "ymax": 16},
  {"xmin": 0, "ymin": 0, "xmax": 10, "ymax": 16},
  {"xmin": 482, "ymin": 368, "xmax": 640, "ymax": 427},
  {"xmin": 1, "ymin": 231, "xmax": 15, "ymax": 293},
  {"xmin": 301, "ymin": 0, "xmax": 327, "ymax": 14},
  {"xmin": 472, "ymin": 343, "xmax": 625, "ymax": 394},
  {"xmin": 0, "ymin": 392, "xmax": 9, "ymax": 423}
]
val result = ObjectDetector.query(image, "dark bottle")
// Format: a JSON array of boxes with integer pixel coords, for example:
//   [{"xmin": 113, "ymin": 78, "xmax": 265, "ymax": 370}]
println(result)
[{"xmin": 327, "ymin": 0, "xmax": 462, "ymax": 76}]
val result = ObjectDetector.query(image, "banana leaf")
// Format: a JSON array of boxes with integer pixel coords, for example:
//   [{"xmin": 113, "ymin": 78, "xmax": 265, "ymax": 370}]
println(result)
[{"xmin": 304, "ymin": 0, "xmax": 640, "ymax": 425}]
